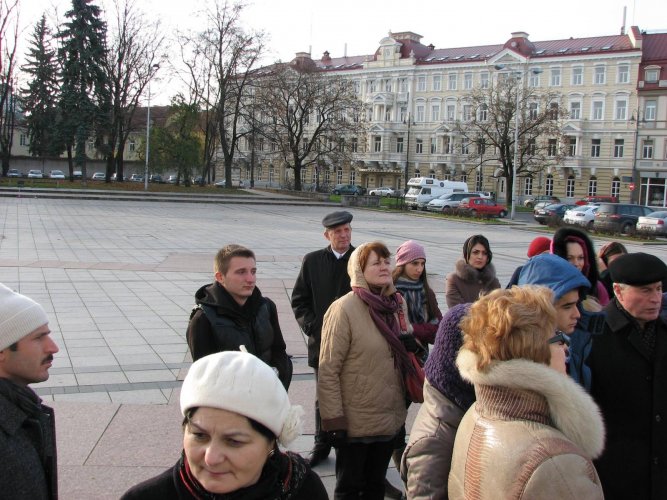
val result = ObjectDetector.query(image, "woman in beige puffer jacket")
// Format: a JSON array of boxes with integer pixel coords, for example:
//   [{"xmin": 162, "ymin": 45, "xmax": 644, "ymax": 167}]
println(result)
[
  {"xmin": 318, "ymin": 241, "xmax": 418, "ymax": 499},
  {"xmin": 448, "ymin": 286, "xmax": 605, "ymax": 500}
]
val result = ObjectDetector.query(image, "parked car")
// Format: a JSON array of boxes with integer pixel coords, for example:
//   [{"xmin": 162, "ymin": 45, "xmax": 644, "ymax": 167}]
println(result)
[
  {"xmin": 459, "ymin": 197, "xmax": 508, "ymax": 218},
  {"xmin": 575, "ymin": 195, "xmax": 618, "ymax": 206},
  {"xmin": 166, "ymin": 175, "xmax": 178, "ymax": 184},
  {"xmin": 91, "ymin": 172, "xmax": 106, "ymax": 180},
  {"xmin": 636, "ymin": 211, "xmax": 667, "ymax": 236},
  {"xmin": 563, "ymin": 204, "xmax": 599, "ymax": 229},
  {"xmin": 534, "ymin": 203, "xmax": 577, "ymax": 225},
  {"xmin": 426, "ymin": 191, "xmax": 491, "ymax": 212},
  {"xmin": 7, "ymin": 168, "xmax": 21, "ymax": 178},
  {"xmin": 49, "ymin": 170, "xmax": 65, "ymax": 180},
  {"xmin": 129, "ymin": 174, "xmax": 143, "ymax": 182},
  {"xmin": 149, "ymin": 174, "xmax": 164, "ymax": 183},
  {"xmin": 593, "ymin": 203, "xmax": 654, "ymax": 233},
  {"xmin": 368, "ymin": 186, "xmax": 395, "ymax": 197},
  {"xmin": 332, "ymin": 184, "xmax": 366, "ymax": 195},
  {"xmin": 524, "ymin": 195, "xmax": 560, "ymax": 208},
  {"xmin": 73, "ymin": 170, "xmax": 83, "ymax": 179},
  {"xmin": 27, "ymin": 169, "xmax": 44, "ymax": 179}
]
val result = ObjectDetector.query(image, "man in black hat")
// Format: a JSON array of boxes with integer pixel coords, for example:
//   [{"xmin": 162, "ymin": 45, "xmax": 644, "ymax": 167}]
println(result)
[
  {"xmin": 292, "ymin": 211, "xmax": 354, "ymax": 467},
  {"xmin": 588, "ymin": 252, "xmax": 667, "ymax": 500}
]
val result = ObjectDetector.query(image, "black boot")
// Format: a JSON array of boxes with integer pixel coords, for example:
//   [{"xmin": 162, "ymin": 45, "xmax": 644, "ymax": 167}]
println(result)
[{"xmin": 308, "ymin": 441, "xmax": 331, "ymax": 467}]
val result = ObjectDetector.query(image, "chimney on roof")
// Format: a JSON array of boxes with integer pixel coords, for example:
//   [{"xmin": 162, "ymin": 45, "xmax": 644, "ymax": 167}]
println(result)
[
  {"xmin": 344, "ymin": 43, "xmax": 347, "ymax": 57},
  {"xmin": 428, "ymin": 43, "xmax": 435, "ymax": 50},
  {"xmin": 322, "ymin": 51, "xmax": 331, "ymax": 64},
  {"xmin": 621, "ymin": 6, "xmax": 627, "ymax": 35},
  {"xmin": 511, "ymin": 31, "xmax": 529, "ymax": 39}
]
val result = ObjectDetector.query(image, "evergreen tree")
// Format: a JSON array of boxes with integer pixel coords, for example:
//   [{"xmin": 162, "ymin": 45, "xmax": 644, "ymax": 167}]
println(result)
[
  {"xmin": 21, "ymin": 15, "xmax": 61, "ymax": 158},
  {"xmin": 57, "ymin": 0, "xmax": 110, "ymax": 180}
]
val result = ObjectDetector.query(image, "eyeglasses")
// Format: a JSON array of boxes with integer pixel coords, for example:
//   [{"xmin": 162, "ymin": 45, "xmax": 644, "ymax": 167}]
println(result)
[{"xmin": 548, "ymin": 330, "xmax": 571, "ymax": 347}]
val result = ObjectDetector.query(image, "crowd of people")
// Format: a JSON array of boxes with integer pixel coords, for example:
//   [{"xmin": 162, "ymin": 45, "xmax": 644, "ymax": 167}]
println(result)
[{"xmin": 1, "ymin": 209, "xmax": 666, "ymax": 500}]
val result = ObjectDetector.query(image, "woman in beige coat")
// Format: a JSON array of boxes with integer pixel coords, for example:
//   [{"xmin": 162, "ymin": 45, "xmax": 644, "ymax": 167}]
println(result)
[
  {"xmin": 448, "ymin": 286, "xmax": 605, "ymax": 500},
  {"xmin": 318, "ymin": 241, "xmax": 419, "ymax": 499}
]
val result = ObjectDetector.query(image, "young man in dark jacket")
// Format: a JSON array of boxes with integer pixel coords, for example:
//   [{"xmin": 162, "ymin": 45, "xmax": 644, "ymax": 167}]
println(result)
[
  {"xmin": 186, "ymin": 245, "xmax": 291, "ymax": 388},
  {"xmin": 291, "ymin": 211, "xmax": 354, "ymax": 467},
  {"xmin": 0, "ymin": 283, "xmax": 59, "ymax": 499}
]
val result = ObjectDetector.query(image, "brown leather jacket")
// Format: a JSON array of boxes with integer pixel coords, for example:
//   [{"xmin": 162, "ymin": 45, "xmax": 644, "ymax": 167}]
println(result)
[{"xmin": 448, "ymin": 349, "xmax": 605, "ymax": 500}]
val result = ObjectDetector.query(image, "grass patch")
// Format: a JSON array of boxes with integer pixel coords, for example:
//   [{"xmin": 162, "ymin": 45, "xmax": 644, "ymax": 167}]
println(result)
[{"xmin": 0, "ymin": 178, "xmax": 247, "ymax": 194}]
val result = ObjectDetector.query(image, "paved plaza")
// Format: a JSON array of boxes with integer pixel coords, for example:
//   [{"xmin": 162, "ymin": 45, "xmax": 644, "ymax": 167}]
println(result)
[{"xmin": 1, "ymin": 193, "xmax": 665, "ymax": 498}]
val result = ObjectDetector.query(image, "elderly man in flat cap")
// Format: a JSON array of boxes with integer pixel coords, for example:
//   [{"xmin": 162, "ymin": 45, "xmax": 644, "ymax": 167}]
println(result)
[
  {"xmin": 0, "ymin": 283, "xmax": 59, "ymax": 499},
  {"xmin": 587, "ymin": 252, "xmax": 667, "ymax": 500},
  {"xmin": 292, "ymin": 211, "xmax": 355, "ymax": 467}
]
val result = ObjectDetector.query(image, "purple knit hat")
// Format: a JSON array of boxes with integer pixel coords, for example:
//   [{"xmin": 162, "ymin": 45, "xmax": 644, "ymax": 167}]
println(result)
[{"xmin": 395, "ymin": 240, "xmax": 426, "ymax": 267}]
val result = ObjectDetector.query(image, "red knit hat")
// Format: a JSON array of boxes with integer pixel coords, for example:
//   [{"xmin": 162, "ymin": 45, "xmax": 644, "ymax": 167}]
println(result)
[
  {"xmin": 395, "ymin": 240, "xmax": 426, "ymax": 266},
  {"xmin": 527, "ymin": 236, "xmax": 551, "ymax": 258}
]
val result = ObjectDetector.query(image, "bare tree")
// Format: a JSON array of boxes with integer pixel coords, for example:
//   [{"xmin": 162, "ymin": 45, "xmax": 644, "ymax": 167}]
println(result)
[
  {"xmin": 103, "ymin": 0, "xmax": 166, "ymax": 181},
  {"xmin": 253, "ymin": 63, "xmax": 365, "ymax": 191},
  {"xmin": 0, "ymin": 0, "xmax": 18, "ymax": 175},
  {"xmin": 455, "ymin": 74, "xmax": 567, "ymax": 206}
]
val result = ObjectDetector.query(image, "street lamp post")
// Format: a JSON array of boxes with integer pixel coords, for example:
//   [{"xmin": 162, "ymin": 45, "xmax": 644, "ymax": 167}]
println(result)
[
  {"xmin": 404, "ymin": 113, "xmax": 412, "ymax": 193},
  {"xmin": 630, "ymin": 110, "xmax": 643, "ymax": 204},
  {"xmin": 144, "ymin": 64, "xmax": 160, "ymax": 191}
]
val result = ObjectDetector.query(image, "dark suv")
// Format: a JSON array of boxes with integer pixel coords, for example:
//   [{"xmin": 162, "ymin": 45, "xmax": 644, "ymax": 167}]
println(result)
[{"xmin": 593, "ymin": 203, "xmax": 654, "ymax": 233}]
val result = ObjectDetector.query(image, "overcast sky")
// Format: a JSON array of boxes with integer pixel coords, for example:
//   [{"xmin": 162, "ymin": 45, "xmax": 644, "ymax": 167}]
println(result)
[{"xmin": 17, "ymin": 0, "xmax": 667, "ymax": 104}]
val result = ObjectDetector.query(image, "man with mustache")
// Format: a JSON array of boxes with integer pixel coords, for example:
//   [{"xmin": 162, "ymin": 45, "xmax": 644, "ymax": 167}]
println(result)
[{"xmin": 0, "ymin": 283, "xmax": 59, "ymax": 499}]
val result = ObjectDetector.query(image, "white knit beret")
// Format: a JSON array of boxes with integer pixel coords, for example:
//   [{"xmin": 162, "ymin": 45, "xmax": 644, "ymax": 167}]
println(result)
[
  {"xmin": 0, "ymin": 283, "xmax": 49, "ymax": 351},
  {"xmin": 180, "ymin": 351, "xmax": 303, "ymax": 447}
]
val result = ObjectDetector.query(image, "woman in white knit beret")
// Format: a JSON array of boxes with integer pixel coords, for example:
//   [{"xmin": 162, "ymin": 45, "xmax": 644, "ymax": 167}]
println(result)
[{"xmin": 122, "ymin": 351, "xmax": 328, "ymax": 499}]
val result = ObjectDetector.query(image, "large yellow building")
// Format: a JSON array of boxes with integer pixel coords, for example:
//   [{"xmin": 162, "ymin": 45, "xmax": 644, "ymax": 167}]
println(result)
[{"xmin": 236, "ymin": 27, "xmax": 667, "ymax": 205}]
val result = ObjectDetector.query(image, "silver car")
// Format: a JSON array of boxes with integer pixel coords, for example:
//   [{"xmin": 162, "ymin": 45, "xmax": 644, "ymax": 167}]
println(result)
[
  {"xmin": 636, "ymin": 211, "xmax": 667, "ymax": 235},
  {"xmin": 563, "ymin": 205, "xmax": 598, "ymax": 229},
  {"xmin": 27, "ymin": 169, "xmax": 44, "ymax": 178}
]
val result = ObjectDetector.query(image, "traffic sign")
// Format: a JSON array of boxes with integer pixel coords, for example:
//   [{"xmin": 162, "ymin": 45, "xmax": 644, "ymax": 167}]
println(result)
[{"xmin": 629, "ymin": 182, "xmax": 635, "ymax": 191}]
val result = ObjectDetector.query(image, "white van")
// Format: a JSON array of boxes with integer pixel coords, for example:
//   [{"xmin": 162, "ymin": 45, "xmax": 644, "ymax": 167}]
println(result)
[
  {"xmin": 426, "ymin": 191, "xmax": 492, "ymax": 212},
  {"xmin": 404, "ymin": 177, "xmax": 469, "ymax": 210}
]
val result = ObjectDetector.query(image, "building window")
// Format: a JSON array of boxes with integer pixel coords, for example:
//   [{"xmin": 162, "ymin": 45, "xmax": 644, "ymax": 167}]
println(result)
[
  {"xmin": 416, "ymin": 138, "xmax": 423, "ymax": 154},
  {"xmin": 19, "ymin": 134, "xmax": 28, "ymax": 146},
  {"xmin": 615, "ymin": 99, "xmax": 627, "ymax": 120},
  {"xmin": 432, "ymin": 75, "xmax": 442, "ymax": 91},
  {"xmin": 568, "ymin": 137, "xmax": 577, "ymax": 156},
  {"xmin": 416, "ymin": 105, "xmax": 425, "ymax": 122},
  {"xmin": 446, "ymin": 137, "xmax": 455, "ymax": 154},
  {"xmin": 337, "ymin": 168, "xmax": 343, "ymax": 184},
  {"xmin": 353, "ymin": 81, "xmax": 361, "ymax": 94},
  {"xmin": 588, "ymin": 176, "xmax": 598, "ymax": 196},
  {"xmin": 546, "ymin": 174, "xmax": 554, "ymax": 196},
  {"xmin": 477, "ymin": 138, "xmax": 486, "ymax": 155},
  {"xmin": 399, "ymin": 107, "xmax": 407, "ymax": 122},
  {"xmin": 592, "ymin": 101, "xmax": 604, "ymax": 120},
  {"xmin": 529, "ymin": 102, "xmax": 538, "ymax": 120},
  {"xmin": 594, "ymin": 66, "xmax": 606, "ymax": 84},
  {"xmin": 448, "ymin": 73, "xmax": 457, "ymax": 90},
  {"xmin": 645, "ymin": 68, "xmax": 659, "ymax": 83},
  {"xmin": 550, "ymin": 68, "xmax": 561, "ymax": 86},
  {"xmin": 480, "ymin": 71, "xmax": 489, "ymax": 89},
  {"xmin": 570, "ymin": 101, "xmax": 581, "ymax": 119},
  {"xmin": 417, "ymin": 76, "xmax": 426, "ymax": 91},
  {"xmin": 461, "ymin": 138, "xmax": 469, "ymax": 155},
  {"xmin": 351, "ymin": 137, "xmax": 358, "ymax": 153},
  {"xmin": 385, "ymin": 108, "xmax": 392, "ymax": 121},
  {"xmin": 617, "ymin": 64, "xmax": 630, "ymax": 83},
  {"xmin": 396, "ymin": 137, "xmax": 404, "ymax": 153},
  {"xmin": 399, "ymin": 78, "xmax": 408, "ymax": 93},
  {"xmin": 572, "ymin": 66, "xmax": 583, "ymax": 85},
  {"xmin": 527, "ymin": 138, "xmax": 536, "ymax": 155},
  {"xmin": 430, "ymin": 137, "xmax": 437, "ymax": 154},
  {"xmin": 368, "ymin": 80, "xmax": 377, "ymax": 93},
  {"xmin": 613, "ymin": 139, "xmax": 624, "ymax": 158},
  {"xmin": 549, "ymin": 102, "xmax": 559, "ymax": 120},
  {"xmin": 374, "ymin": 136, "xmax": 382, "ymax": 152},
  {"xmin": 566, "ymin": 175, "xmax": 575, "ymax": 197},
  {"xmin": 446, "ymin": 104, "xmax": 456, "ymax": 121},
  {"xmin": 88, "ymin": 139, "xmax": 95, "ymax": 152},
  {"xmin": 476, "ymin": 169, "xmax": 483, "ymax": 191},
  {"xmin": 591, "ymin": 139, "xmax": 601, "ymax": 157},
  {"xmin": 611, "ymin": 177, "xmax": 620, "ymax": 199},
  {"xmin": 645, "ymin": 100, "xmax": 657, "ymax": 121},
  {"xmin": 384, "ymin": 79, "xmax": 392, "ymax": 92},
  {"xmin": 464, "ymin": 72, "xmax": 473, "ymax": 90},
  {"xmin": 431, "ymin": 104, "xmax": 440, "ymax": 122},
  {"xmin": 129, "ymin": 139, "xmax": 135, "ymax": 152},
  {"xmin": 524, "ymin": 177, "xmax": 533, "ymax": 196},
  {"xmin": 478, "ymin": 103, "xmax": 488, "ymax": 121},
  {"xmin": 528, "ymin": 71, "xmax": 540, "ymax": 88},
  {"xmin": 349, "ymin": 169, "xmax": 356, "ymax": 184},
  {"xmin": 463, "ymin": 104, "xmax": 472, "ymax": 121},
  {"xmin": 643, "ymin": 140, "xmax": 654, "ymax": 159},
  {"xmin": 324, "ymin": 169, "xmax": 330, "ymax": 183},
  {"xmin": 548, "ymin": 139, "xmax": 557, "ymax": 157}
]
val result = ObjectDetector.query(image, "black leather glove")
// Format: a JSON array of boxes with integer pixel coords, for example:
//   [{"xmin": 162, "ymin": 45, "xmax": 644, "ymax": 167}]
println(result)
[
  {"xmin": 327, "ymin": 429, "xmax": 348, "ymax": 448},
  {"xmin": 399, "ymin": 333, "xmax": 419, "ymax": 353}
]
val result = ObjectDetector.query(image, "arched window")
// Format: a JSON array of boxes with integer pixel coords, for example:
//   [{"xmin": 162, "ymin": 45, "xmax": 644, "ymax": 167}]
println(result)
[
  {"xmin": 566, "ymin": 175, "xmax": 575, "ymax": 198},
  {"xmin": 588, "ymin": 176, "xmax": 597, "ymax": 196}
]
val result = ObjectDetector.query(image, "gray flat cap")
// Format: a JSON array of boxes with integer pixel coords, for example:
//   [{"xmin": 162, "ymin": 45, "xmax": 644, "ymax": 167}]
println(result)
[{"xmin": 322, "ymin": 211, "xmax": 353, "ymax": 229}]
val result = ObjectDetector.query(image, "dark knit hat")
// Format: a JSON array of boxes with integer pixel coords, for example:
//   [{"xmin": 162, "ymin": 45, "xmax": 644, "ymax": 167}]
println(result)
[
  {"xmin": 609, "ymin": 252, "xmax": 667, "ymax": 286},
  {"xmin": 527, "ymin": 236, "xmax": 551, "ymax": 258},
  {"xmin": 322, "ymin": 211, "xmax": 353, "ymax": 229}
]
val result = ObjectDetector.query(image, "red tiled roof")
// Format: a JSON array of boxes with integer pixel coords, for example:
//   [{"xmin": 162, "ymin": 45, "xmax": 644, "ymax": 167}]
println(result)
[{"xmin": 642, "ymin": 32, "xmax": 667, "ymax": 61}]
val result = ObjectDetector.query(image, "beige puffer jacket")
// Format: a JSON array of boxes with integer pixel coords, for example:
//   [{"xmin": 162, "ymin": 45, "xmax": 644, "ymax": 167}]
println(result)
[
  {"xmin": 448, "ymin": 349, "xmax": 605, "ymax": 500},
  {"xmin": 317, "ymin": 243, "xmax": 410, "ymax": 438}
]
